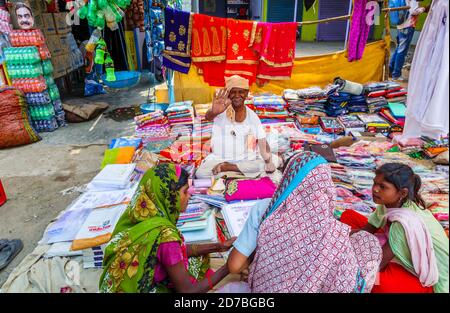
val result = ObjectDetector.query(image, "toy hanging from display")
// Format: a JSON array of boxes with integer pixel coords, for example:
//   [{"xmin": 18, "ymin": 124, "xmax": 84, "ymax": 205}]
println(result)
[
  {"xmin": 104, "ymin": 53, "xmax": 116, "ymax": 81},
  {"xmin": 77, "ymin": 0, "xmax": 131, "ymax": 31},
  {"xmin": 94, "ymin": 38, "xmax": 107, "ymax": 65}
]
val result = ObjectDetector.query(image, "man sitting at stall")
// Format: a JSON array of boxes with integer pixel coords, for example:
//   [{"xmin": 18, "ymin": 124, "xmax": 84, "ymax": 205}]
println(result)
[{"xmin": 196, "ymin": 75, "xmax": 279, "ymax": 180}]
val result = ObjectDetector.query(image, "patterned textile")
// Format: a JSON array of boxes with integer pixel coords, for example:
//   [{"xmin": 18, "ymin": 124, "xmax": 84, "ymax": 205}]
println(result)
[
  {"xmin": 163, "ymin": 8, "xmax": 193, "ymax": 74},
  {"xmin": 224, "ymin": 19, "xmax": 259, "ymax": 85},
  {"xmin": 99, "ymin": 164, "xmax": 205, "ymax": 293},
  {"xmin": 250, "ymin": 22, "xmax": 298, "ymax": 82},
  {"xmin": 347, "ymin": 0, "xmax": 371, "ymax": 61},
  {"xmin": 191, "ymin": 14, "xmax": 228, "ymax": 86},
  {"xmin": 248, "ymin": 152, "xmax": 382, "ymax": 293}
]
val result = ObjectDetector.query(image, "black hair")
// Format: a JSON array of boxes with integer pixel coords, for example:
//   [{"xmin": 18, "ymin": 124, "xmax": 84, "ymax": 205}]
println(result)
[
  {"xmin": 15, "ymin": 3, "xmax": 32, "ymax": 13},
  {"xmin": 375, "ymin": 163, "xmax": 427, "ymax": 209},
  {"xmin": 175, "ymin": 168, "xmax": 189, "ymax": 190}
]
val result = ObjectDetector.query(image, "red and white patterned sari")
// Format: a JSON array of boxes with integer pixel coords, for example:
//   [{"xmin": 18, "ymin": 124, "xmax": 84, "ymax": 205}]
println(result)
[{"xmin": 248, "ymin": 152, "xmax": 382, "ymax": 293}]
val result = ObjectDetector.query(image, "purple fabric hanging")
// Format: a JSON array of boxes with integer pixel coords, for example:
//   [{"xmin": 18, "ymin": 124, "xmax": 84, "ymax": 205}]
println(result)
[{"xmin": 348, "ymin": 0, "xmax": 371, "ymax": 61}]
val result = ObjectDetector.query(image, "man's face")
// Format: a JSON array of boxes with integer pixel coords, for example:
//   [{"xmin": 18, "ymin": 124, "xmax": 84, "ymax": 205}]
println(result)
[
  {"xmin": 16, "ymin": 7, "xmax": 34, "ymax": 30},
  {"xmin": 228, "ymin": 88, "xmax": 249, "ymax": 109}
]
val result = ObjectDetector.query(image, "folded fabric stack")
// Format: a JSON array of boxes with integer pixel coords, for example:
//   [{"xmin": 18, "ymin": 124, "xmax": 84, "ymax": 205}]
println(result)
[
  {"xmin": 330, "ymin": 163, "xmax": 375, "ymax": 217},
  {"xmin": 337, "ymin": 115, "xmax": 365, "ymax": 135},
  {"xmin": 177, "ymin": 199, "xmax": 212, "ymax": 231},
  {"xmin": 379, "ymin": 102, "xmax": 406, "ymax": 129},
  {"xmin": 294, "ymin": 115, "xmax": 321, "ymax": 134},
  {"xmin": 285, "ymin": 86, "xmax": 332, "ymax": 116},
  {"xmin": 421, "ymin": 136, "xmax": 449, "ymax": 158},
  {"xmin": 283, "ymin": 89, "xmax": 305, "ymax": 115},
  {"xmin": 325, "ymin": 93, "xmax": 351, "ymax": 117},
  {"xmin": 178, "ymin": 199, "xmax": 218, "ymax": 244},
  {"xmin": 87, "ymin": 164, "xmax": 139, "ymax": 191},
  {"xmin": 365, "ymin": 96, "xmax": 388, "ymax": 113},
  {"xmin": 166, "ymin": 101, "xmax": 194, "ymax": 132},
  {"xmin": 357, "ymin": 113, "xmax": 391, "ymax": 133},
  {"xmin": 171, "ymin": 124, "xmax": 193, "ymax": 138},
  {"xmin": 364, "ymin": 81, "xmax": 406, "ymax": 104},
  {"xmin": 190, "ymin": 178, "xmax": 213, "ymax": 195},
  {"xmin": 247, "ymin": 95, "xmax": 289, "ymax": 124},
  {"xmin": 347, "ymin": 95, "xmax": 368, "ymax": 114},
  {"xmin": 193, "ymin": 103, "xmax": 213, "ymax": 140},
  {"xmin": 134, "ymin": 110, "xmax": 171, "ymax": 143}
]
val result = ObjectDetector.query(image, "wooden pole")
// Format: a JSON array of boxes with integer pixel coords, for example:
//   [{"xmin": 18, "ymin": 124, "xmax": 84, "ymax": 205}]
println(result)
[
  {"xmin": 296, "ymin": 6, "xmax": 410, "ymax": 27},
  {"xmin": 383, "ymin": 0, "xmax": 392, "ymax": 80},
  {"xmin": 297, "ymin": 14, "xmax": 352, "ymax": 26},
  {"xmin": 344, "ymin": 0, "xmax": 354, "ymax": 51}
]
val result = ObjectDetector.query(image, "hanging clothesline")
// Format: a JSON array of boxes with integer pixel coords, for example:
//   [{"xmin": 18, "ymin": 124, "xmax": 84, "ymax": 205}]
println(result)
[{"xmin": 296, "ymin": 6, "xmax": 411, "ymax": 26}]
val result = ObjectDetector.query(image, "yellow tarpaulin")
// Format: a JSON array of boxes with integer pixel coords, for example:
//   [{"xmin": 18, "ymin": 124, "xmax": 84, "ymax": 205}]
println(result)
[{"xmin": 156, "ymin": 39, "xmax": 389, "ymax": 104}]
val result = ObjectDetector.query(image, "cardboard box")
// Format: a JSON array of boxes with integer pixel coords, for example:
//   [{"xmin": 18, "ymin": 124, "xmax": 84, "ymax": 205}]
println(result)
[
  {"xmin": 27, "ymin": 0, "xmax": 45, "ymax": 14},
  {"xmin": 53, "ymin": 13, "xmax": 71, "ymax": 34},
  {"xmin": 51, "ymin": 54, "xmax": 67, "ymax": 79},
  {"xmin": 45, "ymin": 34, "xmax": 63, "ymax": 56},
  {"xmin": 58, "ymin": 34, "xmax": 70, "ymax": 55},
  {"xmin": 33, "ymin": 13, "xmax": 44, "ymax": 30},
  {"xmin": 41, "ymin": 13, "xmax": 56, "ymax": 35},
  {"xmin": 61, "ymin": 53, "xmax": 72, "ymax": 73},
  {"xmin": 45, "ymin": 34, "xmax": 70, "ymax": 56}
]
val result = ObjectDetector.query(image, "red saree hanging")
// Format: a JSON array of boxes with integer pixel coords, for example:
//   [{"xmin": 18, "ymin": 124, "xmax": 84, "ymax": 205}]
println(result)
[
  {"xmin": 250, "ymin": 22, "xmax": 298, "ymax": 83},
  {"xmin": 224, "ymin": 19, "xmax": 259, "ymax": 85}
]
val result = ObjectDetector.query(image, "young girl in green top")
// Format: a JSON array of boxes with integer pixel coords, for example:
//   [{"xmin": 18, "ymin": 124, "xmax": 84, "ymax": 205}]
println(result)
[{"xmin": 341, "ymin": 163, "xmax": 449, "ymax": 293}]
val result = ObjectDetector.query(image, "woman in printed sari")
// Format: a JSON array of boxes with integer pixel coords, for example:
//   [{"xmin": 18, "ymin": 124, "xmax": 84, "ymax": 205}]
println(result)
[
  {"xmin": 226, "ymin": 152, "xmax": 383, "ymax": 293},
  {"xmin": 99, "ymin": 163, "xmax": 235, "ymax": 293}
]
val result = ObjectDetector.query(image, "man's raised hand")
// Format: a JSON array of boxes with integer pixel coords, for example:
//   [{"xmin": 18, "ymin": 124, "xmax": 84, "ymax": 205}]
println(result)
[{"xmin": 212, "ymin": 88, "xmax": 231, "ymax": 116}]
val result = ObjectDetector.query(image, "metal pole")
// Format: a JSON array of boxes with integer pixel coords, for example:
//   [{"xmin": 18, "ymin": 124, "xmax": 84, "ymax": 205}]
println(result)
[
  {"xmin": 344, "ymin": 0, "xmax": 353, "ymax": 51},
  {"xmin": 294, "ymin": 0, "xmax": 299, "ymax": 22}
]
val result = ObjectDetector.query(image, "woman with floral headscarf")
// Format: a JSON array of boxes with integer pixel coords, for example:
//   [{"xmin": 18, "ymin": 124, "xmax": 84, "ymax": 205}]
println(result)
[
  {"xmin": 99, "ymin": 163, "xmax": 235, "ymax": 293},
  {"xmin": 226, "ymin": 152, "xmax": 383, "ymax": 293}
]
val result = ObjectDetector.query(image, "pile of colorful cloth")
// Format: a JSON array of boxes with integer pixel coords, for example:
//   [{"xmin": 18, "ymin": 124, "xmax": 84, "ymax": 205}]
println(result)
[
  {"xmin": 134, "ymin": 110, "xmax": 171, "ymax": 143},
  {"xmin": 364, "ymin": 81, "xmax": 407, "ymax": 103},
  {"xmin": 284, "ymin": 86, "xmax": 332, "ymax": 116},
  {"xmin": 246, "ymin": 95, "xmax": 289, "ymax": 124},
  {"xmin": 193, "ymin": 103, "xmax": 213, "ymax": 140},
  {"xmin": 166, "ymin": 101, "xmax": 195, "ymax": 136}
]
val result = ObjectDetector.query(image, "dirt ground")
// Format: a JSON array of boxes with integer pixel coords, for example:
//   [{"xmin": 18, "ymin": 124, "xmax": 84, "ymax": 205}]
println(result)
[
  {"xmin": 0, "ymin": 43, "xmax": 415, "ymax": 288},
  {"xmin": 0, "ymin": 79, "xmax": 157, "ymax": 286}
]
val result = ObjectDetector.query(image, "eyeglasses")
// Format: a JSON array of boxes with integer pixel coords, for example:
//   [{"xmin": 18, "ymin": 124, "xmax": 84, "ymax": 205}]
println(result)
[{"xmin": 230, "ymin": 130, "xmax": 236, "ymax": 137}]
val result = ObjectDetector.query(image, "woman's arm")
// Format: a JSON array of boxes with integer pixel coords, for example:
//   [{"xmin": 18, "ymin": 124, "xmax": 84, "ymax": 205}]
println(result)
[
  {"xmin": 350, "ymin": 223, "xmax": 379, "ymax": 236},
  {"xmin": 187, "ymin": 238, "xmax": 236, "ymax": 257},
  {"xmin": 227, "ymin": 248, "xmax": 251, "ymax": 274},
  {"xmin": 166, "ymin": 262, "xmax": 229, "ymax": 293},
  {"xmin": 379, "ymin": 242, "xmax": 395, "ymax": 271}
]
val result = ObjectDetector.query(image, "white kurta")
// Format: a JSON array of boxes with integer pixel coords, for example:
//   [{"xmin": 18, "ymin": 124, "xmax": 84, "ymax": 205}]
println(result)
[{"xmin": 402, "ymin": 0, "xmax": 449, "ymax": 139}]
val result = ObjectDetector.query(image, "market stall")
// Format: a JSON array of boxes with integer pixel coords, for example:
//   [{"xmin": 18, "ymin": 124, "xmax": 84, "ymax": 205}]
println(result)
[{"xmin": 0, "ymin": 0, "xmax": 448, "ymax": 293}]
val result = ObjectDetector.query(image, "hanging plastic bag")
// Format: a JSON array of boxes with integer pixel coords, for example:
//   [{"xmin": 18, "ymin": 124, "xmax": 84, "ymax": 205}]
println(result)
[{"xmin": 86, "ymin": 28, "xmax": 102, "ymax": 52}]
